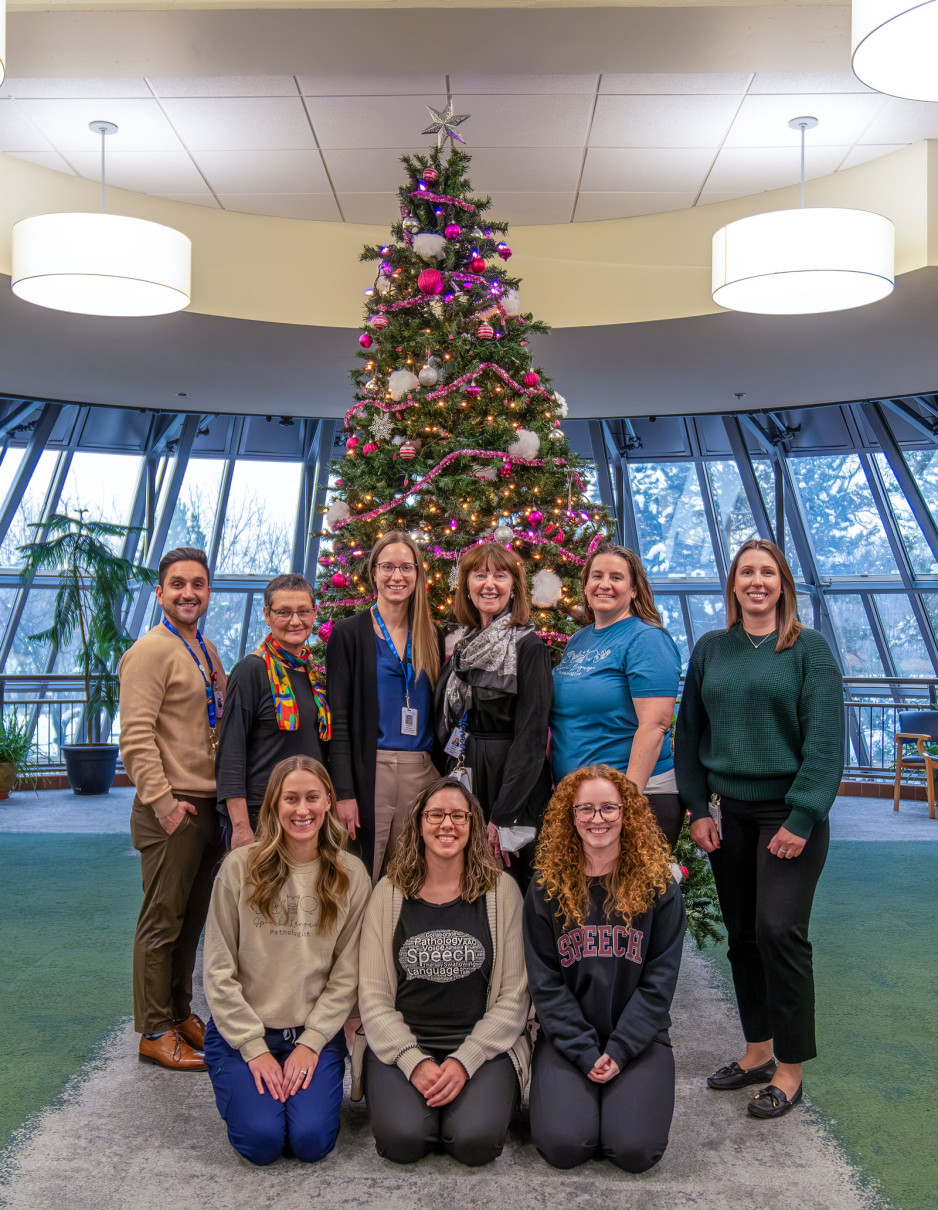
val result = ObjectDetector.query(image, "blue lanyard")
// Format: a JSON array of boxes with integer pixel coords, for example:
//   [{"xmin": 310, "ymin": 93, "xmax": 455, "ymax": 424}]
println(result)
[
  {"xmin": 162, "ymin": 618, "xmax": 217, "ymax": 727},
  {"xmin": 372, "ymin": 606, "xmax": 413, "ymax": 706}
]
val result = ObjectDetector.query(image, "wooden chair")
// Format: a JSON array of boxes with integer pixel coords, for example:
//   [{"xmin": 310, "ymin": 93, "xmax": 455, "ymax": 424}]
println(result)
[{"xmin": 893, "ymin": 709, "xmax": 938, "ymax": 819}]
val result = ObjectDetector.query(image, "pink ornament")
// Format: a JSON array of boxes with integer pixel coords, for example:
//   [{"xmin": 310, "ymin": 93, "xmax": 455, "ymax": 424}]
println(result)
[
  {"xmin": 317, "ymin": 620, "xmax": 334, "ymax": 644},
  {"xmin": 470, "ymin": 256, "xmax": 485, "ymax": 274},
  {"xmin": 359, "ymin": 333, "xmax": 373, "ymax": 349},
  {"xmin": 331, "ymin": 572, "xmax": 348, "ymax": 588},
  {"xmin": 417, "ymin": 269, "xmax": 444, "ymax": 295},
  {"xmin": 528, "ymin": 510, "xmax": 543, "ymax": 526},
  {"xmin": 335, "ymin": 478, "xmax": 343, "ymax": 486},
  {"xmin": 318, "ymin": 555, "xmax": 335, "ymax": 565},
  {"xmin": 380, "ymin": 262, "xmax": 393, "ymax": 276},
  {"xmin": 465, "ymin": 385, "xmax": 482, "ymax": 398},
  {"xmin": 523, "ymin": 371, "xmax": 540, "ymax": 388},
  {"xmin": 680, "ymin": 865, "xmax": 689, "ymax": 878},
  {"xmin": 445, "ymin": 223, "xmax": 462, "ymax": 239},
  {"xmin": 554, "ymin": 530, "xmax": 565, "ymax": 544},
  {"xmin": 346, "ymin": 437, "xmax": 360, "ymax": 453},
  {"xmin": 499, "ymin": 460, "xmax": 512, "ymax": 478},
  {"xmin": 370, "ymin": 315, "xmax": 389, "ymax": 329},
  {"xmin": 422, "ymin": 167, "xmax": 439, "ymax": 183},
  {"xmin": 497, "ymin": 244, "xmax": 513, "ymax": 260},
  {"xmin": 362, "ymin": 442, "xmax": 378, "ymax": 455},
  {"xmin": 477, "ymin": 322, "xmax": 494, "ymax": 340},
  {"xmin": 400, "ymin": 443, "xmax": 417, "ymax": 461}
]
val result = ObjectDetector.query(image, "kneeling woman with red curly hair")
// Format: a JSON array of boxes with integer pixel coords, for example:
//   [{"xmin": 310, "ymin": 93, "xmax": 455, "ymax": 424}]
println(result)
[{"xmin": 523, "ymin": 764, "xmax": 685, "ymax": 1172}]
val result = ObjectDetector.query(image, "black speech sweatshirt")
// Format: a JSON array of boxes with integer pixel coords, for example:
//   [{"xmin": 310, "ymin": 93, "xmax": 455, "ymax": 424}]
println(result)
[{"xmin": 523, "ymin": 876, "xmax": 685, "ymax": 1074}]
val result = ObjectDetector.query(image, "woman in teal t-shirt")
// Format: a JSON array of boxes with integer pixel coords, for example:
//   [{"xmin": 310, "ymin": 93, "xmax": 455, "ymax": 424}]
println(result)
[{"xmin": 551, "ymin": 544, "xmax": 683, "ymax": 848}]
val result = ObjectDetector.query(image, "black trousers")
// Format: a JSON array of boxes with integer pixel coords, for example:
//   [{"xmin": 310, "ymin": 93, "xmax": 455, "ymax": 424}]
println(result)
[
  {"xmin": 365, "ymin": 1048, "xmax": 518, "ymax": 1167},
  {"xmin": 529, "ymin": 1035, "xmax": 674, "ymax": 1173},
  {"xmin": 646, "ymin": 791, "xmax": 684, "ymax": 851},
  {"xmin": 708, "ymin": 796, "xmax": 829, "ymax": 1064}
]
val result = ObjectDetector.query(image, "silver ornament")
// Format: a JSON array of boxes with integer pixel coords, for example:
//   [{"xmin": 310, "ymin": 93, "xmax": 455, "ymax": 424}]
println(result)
[
  {"xmin": 402, "ymin": 216, "xmax": 420, "ymax": 234},
  {"xmin": 364, "ymin": 376, "xmax": 381, "ymax": 395},
  {"xmin": 409, "ymin": 529, "xmax": 429, "ymax": 546},
  {"xmin": 448, "ymin": 564, "xmax": 460, "ymax": 590},
  {"xmin": 493, "ymin": 524, "xmax": 514, "ymax": 543},
  {"xmin": 548, "ymin": 429, "xmax": 565, "ymax": 445},
  {"xmin": 422, "ymin": 100, "xmax": 470, "ymax": 149},
  {"xmin": 370, "ymin": 411, "xmax": 395, "ymax": 441},
  {"xmin": 418, "ymin": 364, "xmax": 439, "ymax": 387}
]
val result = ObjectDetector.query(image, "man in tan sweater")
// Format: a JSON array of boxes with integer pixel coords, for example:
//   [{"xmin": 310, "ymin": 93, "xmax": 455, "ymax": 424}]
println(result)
[{"xmin": 119, "ymin": 547, "xmax": 227, "ymax": 1071}]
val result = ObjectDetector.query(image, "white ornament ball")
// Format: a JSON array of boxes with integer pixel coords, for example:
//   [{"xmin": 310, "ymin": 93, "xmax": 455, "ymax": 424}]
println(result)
[
  {"xmin": 477, "ymin": 322, "xmax": 494, "ymax": 340},
  {"xmin": 494, "ymin": 524, "xmax": 514, "ymax": 543},
  {"xmin": 413, "ymin": 233, "xmax": 448, "ymax": 262},
  {"xmin": 389, "ymin": 369, "xmax": 420, "ymax": 400},
  {"xmin": 418, "ymin": 365, "xmax": 439, "ymax": 387},
  {"xmin": 507, "ymin": 428, "xmax": 541, "ymax": 460},
  {"xmin": 324, "ymin": 500, "xmax": 350, "ymax": 531},
  {"xmin": 375, "ymin": 275, "xmax": 391, "ymax": 297},
  {"xmin": 531, "ymin": 569, "xmax": 563, "ymax": 608},
  {"xmin": 400, "ymin": 443, "xmax": 417, "ymax": 461},
  {"xmin": 501, "ymin": 288, "xmax": 521, "ymax": 317}
]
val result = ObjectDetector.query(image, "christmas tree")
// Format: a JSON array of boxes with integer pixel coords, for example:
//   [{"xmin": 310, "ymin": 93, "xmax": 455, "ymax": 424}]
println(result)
[{"xmin": 312, "ymin": 113, "xmax": 611, "ymax": 650}]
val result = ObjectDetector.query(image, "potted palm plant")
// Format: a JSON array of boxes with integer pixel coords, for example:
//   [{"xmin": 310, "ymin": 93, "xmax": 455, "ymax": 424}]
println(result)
[
  {"xmin": 0, "ymin": 708, "xmax": 39, "ymax": 799},
  {"xmin": 18, "ymin": 510, "xmax": 158, "ymax": 795}
]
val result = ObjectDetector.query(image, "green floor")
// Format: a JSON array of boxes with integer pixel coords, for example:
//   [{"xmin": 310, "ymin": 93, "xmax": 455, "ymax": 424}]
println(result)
[
  {"xmin": 0, "ymin": 834, "xmax": 140, "ymax": 1153},
  {"xmin": 704, "ymin": 841, "xmax": 938, "ymax": 1210}
]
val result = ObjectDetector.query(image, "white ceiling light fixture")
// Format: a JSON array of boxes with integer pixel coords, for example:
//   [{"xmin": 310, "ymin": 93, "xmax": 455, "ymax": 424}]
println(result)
[
  {"xmin": 11, "ymin": 121, "xmax": 191, "ymax": 317},
  {"xmin": 852, "ymin": 0, "xmax": 938, "ymax": 101},
  {"xmin": 711, "ymin": 116, "xmax": 895, "ymax": 316}
]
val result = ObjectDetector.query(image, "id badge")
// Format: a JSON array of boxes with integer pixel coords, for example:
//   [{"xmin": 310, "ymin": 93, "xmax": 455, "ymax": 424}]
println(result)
[
  {"xmin": 214, "ymin": 689, "xmax": 225, "ymax": 720},
  {"xmin": 444, "ymin": 727, "xmax": 465, "ymax": 759},
  {"xmin": 708, "ymin": 793, "xmax": 723, "ymax": 841},
  {"xmin": 452, "ymin": 764, "xmax": 473, "ymax": 792},
  {"xmin": 401, "ymin": 706, "xmax": 418, "ymax": 736}
]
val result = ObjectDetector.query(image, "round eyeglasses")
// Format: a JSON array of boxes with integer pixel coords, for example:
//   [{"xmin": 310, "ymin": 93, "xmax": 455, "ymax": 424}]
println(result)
[{"xmin": 572, "ymin": 803, "xmax": 623, "ymax": 823}]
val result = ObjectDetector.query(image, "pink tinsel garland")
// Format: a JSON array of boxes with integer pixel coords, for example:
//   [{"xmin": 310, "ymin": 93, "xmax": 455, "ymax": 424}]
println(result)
[{"xmin": 410, "ymin": 191, "xmax": 477, "ymax": 212}]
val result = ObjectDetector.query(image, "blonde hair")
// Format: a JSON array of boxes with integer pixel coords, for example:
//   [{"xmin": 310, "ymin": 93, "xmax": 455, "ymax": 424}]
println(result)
[
  {"xmin": 726, "ymin": 538, "xmax": 802, "ymax": 652},
  {"xmin": 534, "ymin": 764, "xmax": 673, "ymax": 929},
  {"xmin": 580, "ymin": 544, "xmax": 662, "ymax": 627},
  {"xmin": 245, "ymin": 756, "xmax": 350, "ymax": 935},
  {"xmin": 386, "ymin": 777, "xmax": 500, "ymax": 901},
  {"xmin": 368, "ymin": 532, "xmax": 441, "ymax": 684},
  {"xmin": 453, "ymin": 542, "xmax": 531, "ymax": 628}
]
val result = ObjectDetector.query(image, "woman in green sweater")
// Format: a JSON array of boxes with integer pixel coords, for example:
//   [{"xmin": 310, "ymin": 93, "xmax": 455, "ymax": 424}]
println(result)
[{"xmin": 674, "ymin": 539, "xmax": 843, "ymax": 1120}]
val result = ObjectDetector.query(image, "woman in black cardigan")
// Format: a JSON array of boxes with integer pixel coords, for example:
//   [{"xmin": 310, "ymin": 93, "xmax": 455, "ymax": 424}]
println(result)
[
  {"xmin": 434, "ymin": 542, "xmax": 552, "ymax": 891},
  {"xmin": 325, "ymin": 533, "xmax": 444, "ymax": 881}
]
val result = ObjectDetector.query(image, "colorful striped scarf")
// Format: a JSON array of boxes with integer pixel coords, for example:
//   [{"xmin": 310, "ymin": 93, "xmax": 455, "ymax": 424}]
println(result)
[{"xmin": 256, "ymin": 636, "xmax": 332, "ymax": 740}]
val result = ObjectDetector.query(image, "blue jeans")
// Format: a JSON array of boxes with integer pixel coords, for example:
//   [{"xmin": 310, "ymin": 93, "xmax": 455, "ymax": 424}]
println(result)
[{"xmin": 204, "ymin": 1019, "xmax": 347, "ymax": 1165}]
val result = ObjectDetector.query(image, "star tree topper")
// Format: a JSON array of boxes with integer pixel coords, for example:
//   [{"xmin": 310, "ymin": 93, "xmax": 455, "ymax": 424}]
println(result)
[{"xmin": 422, "ymin": 100, "xmax": 470, "ymax": 148}]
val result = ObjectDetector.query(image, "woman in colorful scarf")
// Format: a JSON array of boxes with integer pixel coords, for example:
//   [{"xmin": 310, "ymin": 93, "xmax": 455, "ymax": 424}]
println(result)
[
  {"xmin": 216, "ymin": 574, "xmax": 331, "ymax": 849},
  {"xmin": 434, "ymin": 543, "xmax": 552, "ymax": 891}
]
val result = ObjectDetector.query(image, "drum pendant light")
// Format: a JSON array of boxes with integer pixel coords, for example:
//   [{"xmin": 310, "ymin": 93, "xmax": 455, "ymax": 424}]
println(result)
[
  {"xmin": 11, "ymin": 121, "xmax": 191, "ymax": 317},
  {"xmin": 852, "ymin": 0, "xmax": 938, "ymax": 101}
]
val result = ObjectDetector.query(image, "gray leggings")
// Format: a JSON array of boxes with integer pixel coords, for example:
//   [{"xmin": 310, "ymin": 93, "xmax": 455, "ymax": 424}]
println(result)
[
  {"xmin": 365, "ymin": 1048, "xmax": 519, "ymax": 1166},
  {"xmin": 529, "ymin": 1035, "xmax": 675, "ymax": 1172}
]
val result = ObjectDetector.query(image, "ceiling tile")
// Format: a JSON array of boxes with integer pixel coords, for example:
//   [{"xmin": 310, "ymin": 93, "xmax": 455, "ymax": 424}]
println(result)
[
  {"xmin": 4, "ymin": 78, "xmax": 151, "ymax": 99},
  {"xmin": 322, "ymin": 148, "xmax": 415, "ymax": 192},
  {"xmin": 696, "ymin": 191, "xmax": 753, "ymax": 207},
  {"xmin": 150, "ymin": 77, "xmax": 298, "ymax": 98},
  {"xmin": 448, "ymin": 75, "xmax": 599, "ymax": 95},
  {"xmin": 217, "ymin": 193, "xmax": 343, "ymax": 221},
  {"xmin": 703, "ymin": 145, "xmax": 849, "ymax": 193},
  {"xmin": 590, "ymin": 94, "xmax": 740, "ymax": 148},
  {"xmin": 337, "ymin": 193, "xmax": 400, "ymax": 224},
  {"xmin": 193, "ymin": 149, "xmax": 329, "ymax": 193},
  {"xmin": 159, "ymin": 97, "xmax": 316, "ymax": 151},
  {"xmin": 0, "ymin": 101, "xmax": 54, "ymax": 152},
  {"xmin": 67, "ymin": 150, "xmax": 211, "ymax": 195},
  {"xmin": 838, "ymin": 143, "xmax": 906, "ymax": 170},
  {"xmin": 450, "ymin": 94, "xmax": 593, "ymax": 148},
  {"xmin": 298, "ymin": 75, "xmax": 446, "ymax": 97},
  {"xmin": 581, "ymin": 147, "xmax": 714, "ymax": 192},
  {"xmin": 859, "ymin": 98, "xmax": 938, "ymax": 143},
  {"xmin": 600, "ymin": 74, "xmax": 751, "ymax": 96},
  {"xmin": 749, "ymin": 72, "xmax": 876, "ymax": 95},
  {"xmin": 301, "ymin": 95, "xmax": 445, "ymax": 149},
  {"xmin": 15, "ymin": 99, "xmax": 183, "ymax": 152},
  {"xmin": 723, "ymin": 94, "xmax": 886, "ymax": 148},
  {"xmin": 464, "ymin": 147, "xmax": 582, "ymax": 192},
  {"xmin": 161, "ymin": 193, "xmax": 221, "ymax": 209},
  {"xmin": 7, "ymin": 150, "xmax": 76, "ymax": 176},
  {"xmin": 574, "ymin": 192, "xmax": 696, "ymax": 222},
  {"xmin": 482, "ymin": 192, "xmax": 576, "ymax": 225}
]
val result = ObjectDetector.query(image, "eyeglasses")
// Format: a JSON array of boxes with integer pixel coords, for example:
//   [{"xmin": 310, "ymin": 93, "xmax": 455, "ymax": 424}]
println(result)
[
  {"xmin": 376, "ymin": 562, "xmax": 418, "ymax": 576},
  {"xmin": 269, "ymin": 608, "xmax": 316, "ymax": 621},
  {"xmin": 423, "ymin": 808, "xmax": 470, "ymax": 825},
  {"xmin": 572, "ymin": 803, "xmax": 623, "ymax": 822}
]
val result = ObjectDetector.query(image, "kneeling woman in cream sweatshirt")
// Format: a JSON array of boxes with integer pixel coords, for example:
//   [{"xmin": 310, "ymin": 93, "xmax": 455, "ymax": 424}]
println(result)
[{"xmin": 203, "ymin": 755, "xmax": 370, "ymax": 1166}]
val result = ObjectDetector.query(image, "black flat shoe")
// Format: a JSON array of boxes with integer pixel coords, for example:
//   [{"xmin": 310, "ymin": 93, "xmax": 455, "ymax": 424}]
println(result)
[
  {"xmin": 707, "ymin": 1059, "xmax": 777, "ymax": 1090},
  {"xmin": 747, "ymin": 1082, "xmax": 803, "ymax": 1118}
]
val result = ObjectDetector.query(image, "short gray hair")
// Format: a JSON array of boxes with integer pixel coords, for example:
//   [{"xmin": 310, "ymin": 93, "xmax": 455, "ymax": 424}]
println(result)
[{"xmin": 263, "ymin": 573, "xmax": 316, "ymax": 610}]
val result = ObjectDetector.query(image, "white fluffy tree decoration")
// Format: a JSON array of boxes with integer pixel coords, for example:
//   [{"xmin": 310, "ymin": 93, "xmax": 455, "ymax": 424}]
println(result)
[
  {"xmin": 501, "ymin": 288, "xmax": 521, "ymax": 316},
  {"xmin": 413, "ymin": 233, "xmax": 447, "ymax": 262},
  {"xmin": 325, "ymin": 500, "xmax": 350, "ymax": 531},
  {"xmin": 530, "ymin": 569, "xmax": 563, "ymax": 608},
  {"xmin": 375, "ymin": 276, "xmax": 391, "ymax": 296},
  {"xmin": 473, "ymin": 464, "xmax": 497, "ymax": 481},
  {"xmin": 554, "ymin": 393, "xmax": 569, "ymax": 418},
  {"xmin": 507, "ymin": 428, "xmax": 540, "ymax": 460},
  {"xmin": 389, "ymin": 369, "xmax": 419, "ymax": 400}
]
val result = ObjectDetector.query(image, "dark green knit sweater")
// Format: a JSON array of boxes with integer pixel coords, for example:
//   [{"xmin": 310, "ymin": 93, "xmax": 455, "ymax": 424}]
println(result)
[{"xmin": 674, "ymin": 624, "xmax": 844, "ymax": 838}]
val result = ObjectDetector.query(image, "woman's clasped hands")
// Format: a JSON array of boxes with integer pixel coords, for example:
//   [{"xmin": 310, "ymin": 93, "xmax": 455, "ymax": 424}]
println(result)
[
  {"xmin": 248, "ymin": 1043, "xmax": 318, "ymax": 1102},
  {"xmin": 410, "ymin": 1056, "xmax": 469, "ymax": 1107}
]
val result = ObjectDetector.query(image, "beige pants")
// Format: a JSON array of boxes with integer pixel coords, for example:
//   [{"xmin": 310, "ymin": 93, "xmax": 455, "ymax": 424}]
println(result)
[{"xmin": 372, "ymin": 749, "xmax": 438, "ymax": 884}]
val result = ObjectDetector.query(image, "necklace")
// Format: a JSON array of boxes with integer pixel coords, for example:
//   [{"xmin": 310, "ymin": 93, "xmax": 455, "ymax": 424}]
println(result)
[{"xmin": 744, "ymin": 629, "xmax": 776, "ymax": 650}]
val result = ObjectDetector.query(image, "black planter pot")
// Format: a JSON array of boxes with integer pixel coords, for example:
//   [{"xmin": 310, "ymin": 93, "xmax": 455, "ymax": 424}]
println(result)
[{"xmin": 61, "ymin": 744, "xmax": 119, "ymax": 796}]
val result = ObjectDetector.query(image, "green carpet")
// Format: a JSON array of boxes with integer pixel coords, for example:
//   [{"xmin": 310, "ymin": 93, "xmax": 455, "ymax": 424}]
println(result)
[
  {"xmin": 0, "ymin": 834, "xmax": 140, "ymax": 1153},
  {"xmin": 704, "ymin": 841, "xmax": 938, "ymax": 1210}
]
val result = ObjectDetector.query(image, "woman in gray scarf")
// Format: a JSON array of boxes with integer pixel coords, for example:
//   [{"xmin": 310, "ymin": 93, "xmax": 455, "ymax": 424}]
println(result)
[{"xmin": 434, "ymin": 544, "xmax": 553, "ymax": 891}]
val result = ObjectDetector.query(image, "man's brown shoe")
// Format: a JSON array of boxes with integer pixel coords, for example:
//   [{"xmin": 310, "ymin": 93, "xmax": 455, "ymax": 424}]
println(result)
[
  {"xmin": 175, "ymin": 1013, "xmax": 206, "ymax": 1051},
  {"xmin": 139, "ymin": 1030, "xmax": 206, "ymax": 1071}
]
